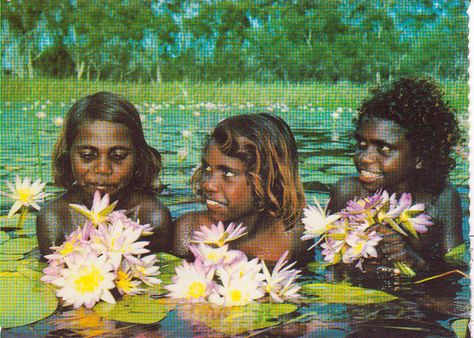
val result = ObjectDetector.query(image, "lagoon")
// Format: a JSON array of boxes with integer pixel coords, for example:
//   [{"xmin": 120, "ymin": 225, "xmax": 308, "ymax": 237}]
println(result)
[{"xmin": 0, "ymin": 101, "xmax": 470, "ymax": 336}]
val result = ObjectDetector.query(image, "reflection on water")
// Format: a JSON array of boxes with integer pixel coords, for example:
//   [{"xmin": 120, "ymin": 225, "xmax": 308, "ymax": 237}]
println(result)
[{"xmin": 1, "ymin": 104, "xmax": 470, "ymax": 337}]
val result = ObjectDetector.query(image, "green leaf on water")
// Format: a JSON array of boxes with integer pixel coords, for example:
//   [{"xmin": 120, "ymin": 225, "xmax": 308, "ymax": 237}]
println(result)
[
  {"xmin": 176, "ymin": 302, "xmax": 298, "ymax": 336},
  {"xmin": 444, "ymin": 243, "xmax": 466, "ymax": 265},
  {"xmin": 0, "ymin": 270, "xmax": 58, "ymax": 328},
  {"xmin": 93, "ymin": 295, "xmax": 177, "ymax": 324},
  {"xmin": 0, "ymin": 254, "xmax": 24, "ymax": 262},
  {"xmin": 300, "ymin": 283, "xmax": 397, "ymax": 304},
  {"xmin": 0, "ymin": 237, "xmax": 38, "ymax": 255},
  {"xmin": 0, "ymin": 231, "xmax": 9, "ymax": 244},
  {"xmin": 451, "ymin": 318, "xmax": 469, "ymax": 338},
  {"xmin": 155, "ymin": 253, "xmax": 184, "ymax": 285}
]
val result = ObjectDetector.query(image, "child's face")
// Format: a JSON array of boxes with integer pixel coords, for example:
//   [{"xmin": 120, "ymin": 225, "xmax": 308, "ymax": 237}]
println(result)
[
  {"xmin": 200, "ymin": 141, "xmax": 256, "ymax": 222},
  {"xmin": 70, "ymin": 120, "xmax": 136, "ymax": 199},
  {"xmin": 353, "ymin": 116, "xmax": 417, "ymax": 193}
]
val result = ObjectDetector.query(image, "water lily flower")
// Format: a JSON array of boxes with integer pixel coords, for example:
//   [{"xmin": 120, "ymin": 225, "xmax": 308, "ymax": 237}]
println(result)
[
  {"xmin": 320, "ymin": 237, "xmax": 346, "ymax": 265},
  {"xmin": 192, "ymin": 111, "xmax": 201, "ymax": 117},
  {"xmin": 210, "ymin": 269, "xmax": 264, "ymax": 306},
  {"xmin": 116, "ymin": 262, "xmax": 143, "ymax": 296},
  {"xmin": 165, "ymin": 260, "xmax": 215, "ymax": 302},
  {"xmin": 47, "ymin": 223, "xmax": 93, "ymax": 262},
  {"xmin": 130, "ymin": 254, "xmax": 161, "ymax": 286},
  {"xmin": 189, "ymin": 243, "xmax": 244, "ymax": 268},
  {"xmin": 91, "ymin": 219, "xmax": 150, "ymax": 270},
  {"xmin": 261, "ymin": 251, "xmax": 301, "ymax": 302},
  {"xmin": 36, "ymin": 111, "xmax": 46, "ymax": 119},
  {"xmin": 53, "ymin": 116, "xmax": 64, "ymax": 126},
  {"xmin": 220, "ymin": 256, "xmax": 263, "ymax": 281},
  {"xmin": 343, "ymin": 230, "xmax": 382, "ymax": 270},
  {"xmin": 52, "ymin": 249, "xmax": 117, "ymax": 309},
  {"xmin": 178, "ymin": 148, "xmax": 188, "ymax": 162},
  {"xmin": 107, "ymin": 211, "xmax": 153, "ymax": 235},
  {"xmin": 69, "ymin": 191, "xmax": 118, "ymax": 226},
  {"xmin": 301, "ymin": 197, "xmax": 341, "ymax": 247},
  {"xmin": 181, "ymin": 130, "xmax": 192, "ymax": 139},
  {"xmin": 3, "ymin": 176, "xmax": 49, "ymax": 217},
  {"xmin": 155, "ymin": 116, "xmax": 163, "ymax": 124},
  {"xmin": 192, "ymin": 221, "xmax": 247, "ymax": 247}
]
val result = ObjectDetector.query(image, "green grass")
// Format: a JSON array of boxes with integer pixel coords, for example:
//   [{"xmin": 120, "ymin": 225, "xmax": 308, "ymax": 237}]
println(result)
[{"xmin": 2, "ymin": 77, "xmax": 469, "ymax": 112}]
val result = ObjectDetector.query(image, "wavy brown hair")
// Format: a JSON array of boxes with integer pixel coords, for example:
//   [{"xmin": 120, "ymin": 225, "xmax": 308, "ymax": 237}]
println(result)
[
  {"xmin": 192, "ymin": 113, "xmax": 305, "ymax": 230},
  {"xmin": 357, "ymin": 77, "xmax": 461, "ymax": 195},
  {"xmin": 52, "ymin": 91, "xmax": 162, "ymax": 195}
]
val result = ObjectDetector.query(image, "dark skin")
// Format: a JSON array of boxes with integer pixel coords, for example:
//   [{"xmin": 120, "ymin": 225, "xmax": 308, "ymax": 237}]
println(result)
[
  {"xmin": 172, "ymin": 141, "xmax": 311, "ymax": 266},
  {"xmin": 36, "ymin": 121, "xmax": 172, "ymax": 257},
  {"xmin": 328, "ymin": 117, "xmax": 463, "ymax": 273}
]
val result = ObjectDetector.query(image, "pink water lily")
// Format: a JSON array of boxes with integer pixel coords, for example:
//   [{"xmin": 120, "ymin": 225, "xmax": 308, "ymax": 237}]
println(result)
[
  {"xmin": 192, "ymin": 221, "xmax": 247, "ymax": 247},
  {"xmin": 69, "ymin": 191, "xmax": 118, "ymax": 226}
]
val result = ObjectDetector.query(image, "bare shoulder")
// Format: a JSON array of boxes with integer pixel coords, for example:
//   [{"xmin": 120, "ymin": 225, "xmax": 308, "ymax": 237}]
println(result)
[
  {"xmin": 436, "ymin": 181, "xmax": 461, "ymax": 206},
  {"xmin": 128, "ymin": 191, "xmax": 171, "ymax": 226},
  {"xmin": 328, "ymin": 176, "xmax": 361, "ymax": 213},
  {"xmin": 37, "ymin": 192, "xmax": 72, "ymax": 222},
  {"xmin": 172, "ymin": 211, "xmax": 210, "ymax": 257}
]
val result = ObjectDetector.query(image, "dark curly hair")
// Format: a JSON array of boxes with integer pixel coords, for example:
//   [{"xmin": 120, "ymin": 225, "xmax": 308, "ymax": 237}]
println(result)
[
  {"xmin": 191, "ymin": 113, "xmax": 306, "ymax": 230},
  {"xmin": 52, "ymin": 91, "xmax": 162, "ymax": 195},
  {"xmin": 357, "ymin": 77, "xmax": 460, "ymax": 195}
]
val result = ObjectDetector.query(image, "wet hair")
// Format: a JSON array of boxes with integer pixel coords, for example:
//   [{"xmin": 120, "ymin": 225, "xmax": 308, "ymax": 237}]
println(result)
[
  {"xmin": 192, "ymin": 113, "xmax": 306, "ymax": 230},
  {"xmin": 52, "ymin": 91, "xmax": 162, "ymax": 194},
  {"xmin": 357, "ymin": 77, "xmax": 460, "ymax": 195}
]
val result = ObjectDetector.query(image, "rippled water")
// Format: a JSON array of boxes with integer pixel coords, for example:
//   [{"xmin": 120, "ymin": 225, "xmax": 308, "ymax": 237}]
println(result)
[{"xmin": 1, "ymin": 103, "xmax": 470, "ymax": 337}]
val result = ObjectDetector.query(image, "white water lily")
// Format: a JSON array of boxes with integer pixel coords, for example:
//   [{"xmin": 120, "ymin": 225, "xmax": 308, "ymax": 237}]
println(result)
[
  {"xmin": 52, "ymin": 249, "xmax": 117, "ymax": 309},
  {"xmin": 130, "ymin": 254, "xmax": 161, "ymax": 286},
  {"xmin": 165, "ymin": 260, "xmax": 215, "ymax": 302},
  {"xmin": 189, "ymin": 243, "xmax": 244, "ymax": 268},
  {"xmin": 211, "ymin": 269, "xmax": 264, "ymax": 306},
  {"xmin": 301, "ymin": 197, "xmax": 341, "ymax": 247},
  {"xmin": 192, "ymin": 221, "xmax": 247, "ymax": 247},
  {"xmin": 116, "ymin": 261, "xmax": 143, "ymax": 296},
  {"xmin": 91, "ymin": 219, "xmax": 150, "ymax": 270},
  {"xmin": 261, "ymin": 251, "xmax": 301, "ymax": 302},
  {"xmin": 69, "ymin": 191, "xmax": 118, "ymax": 226},
  {"xmin": 4, "ymin": 176, "xmax": 49, "ymax": 217}
]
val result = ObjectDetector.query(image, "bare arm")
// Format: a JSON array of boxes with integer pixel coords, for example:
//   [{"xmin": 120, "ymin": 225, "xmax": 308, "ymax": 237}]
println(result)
[
  {"xmin": 36, "ymin": 201, "xmax": 65, "ymax": 257},
  {"xmin": 135, "ymin": 197, "xmax": 173, "ymax": 253},
  {"xmin": 171, "ymin": 212, "xmax": 203, "ymax": 259},
  {"xmin": 435, "ymin": 183, "xmax": 463, "ymax": 255},
  {"xmin": 328, "ymin": 177, "xmax": 361, "ymax": 214}
]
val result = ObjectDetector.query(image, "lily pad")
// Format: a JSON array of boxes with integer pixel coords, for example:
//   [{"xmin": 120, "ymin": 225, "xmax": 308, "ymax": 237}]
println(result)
[
  {"xmin": 0, "ymin": 237, "xmax": 38, "ymax": 255},
  {"xmin": 0, "ymin": 231, "xmax": 10, "ymax": 244},
  {"xmin": 177, "ymin": 302, "xmax": 298, "ymax": 336},
  {"xmin": 300, "ymin": 283, "xmax": 397, "ymax": 304},
  {"xmin": 451, "ymin": 318, "xmax": 469, "ymax": 338},
  {"xmin": 93, "ymin": 295, "xmax": 176, "ymax": 324},
  {"xmin": 0, "ymin": 270, "xmax": 58, "ymax": 328},
  {"xmin": 444, "ymin": 243, "xmax": 466, "ymax": 265}
]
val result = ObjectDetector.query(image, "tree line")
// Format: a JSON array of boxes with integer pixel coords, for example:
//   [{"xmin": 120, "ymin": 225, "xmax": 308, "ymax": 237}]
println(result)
[{"xmin": 1, "ymin": 0, "xmax": 468, "ymax": 83}]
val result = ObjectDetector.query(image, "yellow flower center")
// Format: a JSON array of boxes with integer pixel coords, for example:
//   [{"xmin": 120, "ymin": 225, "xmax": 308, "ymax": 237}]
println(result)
[
  {"xmin": 230, "ymin": 289, "xmax": 243, "ymax": 303},
  {"xmin": 206, "ymin": 252, "xmax": 218, "ymax": 262},
  {"xmin": 60, "ymin": 242, "xmax": 75, "ymax": 256},
  {"xmin": 188, "ymin": 281, "xmax": 206, "ymax": 299},
  {"xmin": 74, "ymin": 266, "xmax": 104, "ymax": 294},
  {"xmin": 116, "ymin": 270, "xmax": 133, "ymax": 293},
  {"xmin": 17, "ymin": 187, "xmax": 33, "ymax": 203}
]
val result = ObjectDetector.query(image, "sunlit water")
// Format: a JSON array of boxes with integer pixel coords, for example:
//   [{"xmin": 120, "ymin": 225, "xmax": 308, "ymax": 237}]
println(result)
[{"xmin": 1, "ymin": 103, "xmax": 470, "ymax": 337}]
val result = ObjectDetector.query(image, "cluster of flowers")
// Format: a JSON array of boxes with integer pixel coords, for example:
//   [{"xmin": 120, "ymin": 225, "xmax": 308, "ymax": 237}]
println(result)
[
  {"xmin": 301, "ymin": 191, "xmax": 433, "ymax": 270},
  {"xmin": 165, "ymin": 222, "xmax": 301, "ymax": 306},
  {"xmin": 41, "ymin": 191, "xmax": 161, "ymax": 309}
]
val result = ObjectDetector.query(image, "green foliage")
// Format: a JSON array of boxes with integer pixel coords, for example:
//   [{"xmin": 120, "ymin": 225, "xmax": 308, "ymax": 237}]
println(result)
[
  {"xmin": 0, "ymin": 270, "xmax": 58, "ymax": 328},
  {"xmin": 300, "ymin": 283, "xmax": 398, "ymax": 304},
  {"xmin": 93, "ymin": 296, "xmax": 177, "ymax": 324},
  {"xmin": 1, "ymin": 1, "xmax": 468, "ymax": 82}
]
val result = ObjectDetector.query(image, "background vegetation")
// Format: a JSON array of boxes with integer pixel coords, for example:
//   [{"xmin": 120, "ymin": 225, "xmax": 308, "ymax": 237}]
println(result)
[{"xmin": 1, "ymin": 1, "xmax": 468, "ymax": 84}]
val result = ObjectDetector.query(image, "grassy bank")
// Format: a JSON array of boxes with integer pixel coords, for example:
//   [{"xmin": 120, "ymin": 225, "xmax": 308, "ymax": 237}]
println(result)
[{"xmin": 2, "ymin": 77, "xmax": 469, "ymax": 112}]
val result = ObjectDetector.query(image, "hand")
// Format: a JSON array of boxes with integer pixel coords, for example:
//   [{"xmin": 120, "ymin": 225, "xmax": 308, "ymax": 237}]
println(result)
[{"xmin": 373, "ymin": 224, "xmax": 425, "ymax": 270}]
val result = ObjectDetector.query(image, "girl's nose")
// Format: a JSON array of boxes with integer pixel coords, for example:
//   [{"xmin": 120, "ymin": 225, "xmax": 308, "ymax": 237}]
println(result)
[
  {"xmin": 359, "ymin": 146, "xmax": 377, "ymax": 164},
  {"xmin": 202, "ymin": 173, "xmax": 220, "ymax": 192},
  {"xmin": 93, "ymin": 156, "xmax": 113, "ymax": 175}
]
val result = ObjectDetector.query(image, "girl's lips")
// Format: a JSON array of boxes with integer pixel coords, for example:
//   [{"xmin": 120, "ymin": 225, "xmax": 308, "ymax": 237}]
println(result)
[
  {"xmin": 205, "ymin": 199, "xmax": 226, "ymax": 208},
  {"xmin": 358, "ymin": 170, "xmax": 383, "ymax": 183}
]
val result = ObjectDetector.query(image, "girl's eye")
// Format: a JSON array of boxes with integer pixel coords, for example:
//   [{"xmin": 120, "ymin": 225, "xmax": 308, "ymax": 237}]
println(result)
[
  {"xmin": 80, "ymin": 152, "xmax": 96, "ymax": 160},
  {"xmin": 379, "ymin": 145, "xmax": 391, "ymax": 154},
  {"xmin": 357, "ymin": 140, "xmax": 367, "ymax": 149},
  {"xmin": 111, "ymin": 152, "xmax": 128, "ymax": 161},
  {"xmin": 204, "ymin": 165, "xmax": 212, "ymax": 172},
  {"xmin": 223, "ymin": 171, "xmax": 235, "ymax": 178}
]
